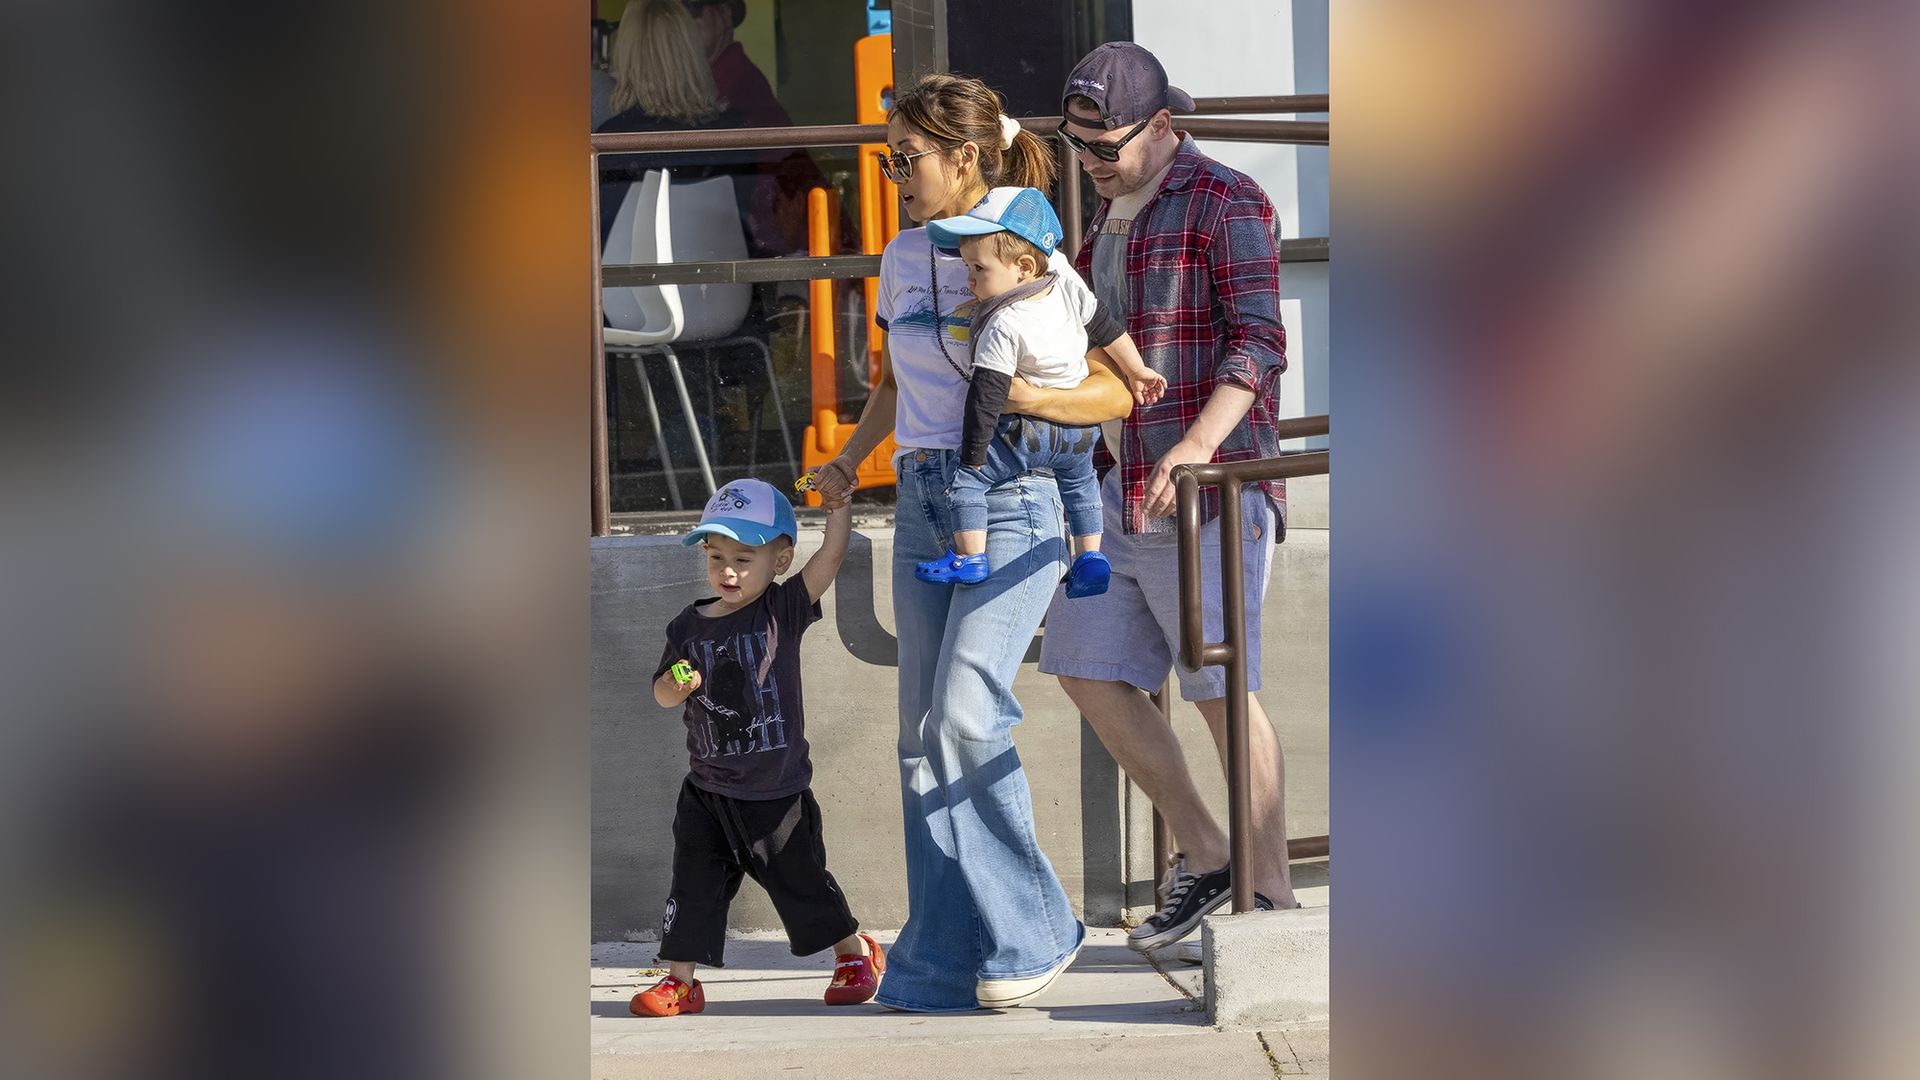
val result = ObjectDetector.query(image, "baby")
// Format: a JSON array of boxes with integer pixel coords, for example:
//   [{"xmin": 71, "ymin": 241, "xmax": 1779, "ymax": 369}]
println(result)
[{"xmin": 913, "ymin": 186, "xmax": 1164, "ymax": 595}]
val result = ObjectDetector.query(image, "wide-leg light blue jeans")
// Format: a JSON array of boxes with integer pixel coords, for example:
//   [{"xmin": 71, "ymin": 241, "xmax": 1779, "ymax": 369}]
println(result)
[{"xmin": 874, "ymin": 449, "xmax": 1085, "ymax": 1012}]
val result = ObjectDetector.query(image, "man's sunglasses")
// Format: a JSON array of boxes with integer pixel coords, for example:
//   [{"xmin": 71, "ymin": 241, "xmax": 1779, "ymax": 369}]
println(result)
[
  {"xmin": 878, "ymin": 143, "xmax": 961, "ymax": 184},
  {"xmin": 1056, "ymin": 118, "xmax": 1151, "ymax": 162}
]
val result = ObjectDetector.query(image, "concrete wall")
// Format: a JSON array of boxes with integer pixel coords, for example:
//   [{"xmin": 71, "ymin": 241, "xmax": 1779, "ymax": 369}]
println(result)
[
  {"xmin": 1138, "ymin": 0, "xmax": 1331, "ymax": 454},
  {"xmin": 592, "ymin": 508, "xmax": 1327, "ymax": 941},
  {"xmin": 1131, "ymin": 0, "xmax": 1330, "ymax": 238}
]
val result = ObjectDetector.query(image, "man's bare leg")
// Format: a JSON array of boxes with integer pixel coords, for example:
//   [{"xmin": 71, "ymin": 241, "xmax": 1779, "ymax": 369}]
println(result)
[
  {"xmin": 1194, "ymin": 693, "xmax": 1297, "ymax": 907},
  {"xmin": 1057, "ymin": 675, "xmax": 1229, "ymax": 873}
]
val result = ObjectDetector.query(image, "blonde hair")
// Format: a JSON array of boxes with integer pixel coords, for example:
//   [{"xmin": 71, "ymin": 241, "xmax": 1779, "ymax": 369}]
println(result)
[{"xmin": 609, "ymin": 0, "xmax": 725, "ymax": 122}]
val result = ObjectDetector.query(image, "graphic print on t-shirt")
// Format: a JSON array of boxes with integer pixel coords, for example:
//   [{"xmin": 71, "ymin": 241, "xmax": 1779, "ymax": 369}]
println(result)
[
  {"xmin": 888, "ymin": 282, "xmax": 974, "ymax": 346},
  {"xmin": 687, "ymin": 628, "xmax": 786, "ymax": 758}
]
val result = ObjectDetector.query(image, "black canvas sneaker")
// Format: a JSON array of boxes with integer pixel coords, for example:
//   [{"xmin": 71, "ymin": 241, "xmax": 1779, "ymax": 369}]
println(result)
[
  {"xmin": 1127, "ymin": 863, "xmax": 1232, "ymax": 952},
  {"xmin": 1172, "ymin": 892, "xmax": 1288, "ymax": 964}
]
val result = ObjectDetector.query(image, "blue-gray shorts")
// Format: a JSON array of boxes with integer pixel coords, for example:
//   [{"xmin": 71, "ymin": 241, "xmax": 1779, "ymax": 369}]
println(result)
[{"xmin": 1039, "ymin": 470, "xmax": 1277, "ymax": 702}]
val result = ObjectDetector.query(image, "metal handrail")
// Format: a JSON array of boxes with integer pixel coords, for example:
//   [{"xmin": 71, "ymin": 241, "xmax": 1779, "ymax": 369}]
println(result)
[
  {"xmin": 589, "ymin": 94, "xmax": 1329, "ymax": 157},
  {"xmin": 592, "ymin": 116, "xmax": 1326, "ymax": 156},
  {"xmin": 601, "ymin": 236, "xmax": 1331, "ymax": 288},
  {"xmin": 1188, "ymin": 94, "xmax": 1329, "ymax": 115},
  {"xmin": 1173, "ymin": 415, "xmax": 1330, "ymax": 914}
]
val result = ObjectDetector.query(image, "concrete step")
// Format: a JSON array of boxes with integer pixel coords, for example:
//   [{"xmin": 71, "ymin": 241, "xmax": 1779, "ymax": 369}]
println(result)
[
  {"xmin": 590, "ymin": 927, "xmax": 1329, "ymax": 1077},
  {"xmin": 1201, "ymin": 902, "xmax": 1330, "ymax": 1028},
  {"xmin": 592, "ymin": 1029, "xmax": 1325, "ymax": 1079}
]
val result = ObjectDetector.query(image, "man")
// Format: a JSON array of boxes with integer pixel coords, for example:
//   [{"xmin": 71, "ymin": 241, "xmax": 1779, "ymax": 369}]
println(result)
[
  {"xmin": 680, "ymin": 0, "xmax": 785, "ymax": 129},
  {"xmin": 1034, "ymin": 42, "xmax": 1299, "ymax": 954}
]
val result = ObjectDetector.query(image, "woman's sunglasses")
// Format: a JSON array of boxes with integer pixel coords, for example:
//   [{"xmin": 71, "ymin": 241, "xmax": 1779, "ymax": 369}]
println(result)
[
  {"xmin": 1056, "ymin": 117, "xmax": 1151, "ymax": 162},
  {"xmin": 878, "ymin": 143, "xmax": 962, "ymax": 184}
]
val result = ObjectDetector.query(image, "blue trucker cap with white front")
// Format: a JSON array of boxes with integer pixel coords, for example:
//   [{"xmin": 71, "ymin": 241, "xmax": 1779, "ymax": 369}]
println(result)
[
  {"xmin": 682, "ymin": 478, "xmax": 798, "ymax": 547},
  {"xmin": 926, "ymin": 186, "xmax": 1064, "ymax": 257}
]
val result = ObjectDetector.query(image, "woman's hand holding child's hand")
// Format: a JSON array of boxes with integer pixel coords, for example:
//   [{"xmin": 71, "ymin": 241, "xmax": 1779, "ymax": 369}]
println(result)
[{"xmin": 813, "ymin": 458, "xmax": 858, "ymax": 502}]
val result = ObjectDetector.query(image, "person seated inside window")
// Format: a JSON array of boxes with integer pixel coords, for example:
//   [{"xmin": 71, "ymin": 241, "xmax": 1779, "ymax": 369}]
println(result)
[{"xmin": 594, "ymin": 0, "xmax": 781, "ymax": 255}]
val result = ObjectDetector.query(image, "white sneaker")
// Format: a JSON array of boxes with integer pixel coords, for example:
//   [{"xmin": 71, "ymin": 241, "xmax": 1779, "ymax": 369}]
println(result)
[{"xmin": 975, "ymin": 937, "xmax": 1083, "ymax": 1009}]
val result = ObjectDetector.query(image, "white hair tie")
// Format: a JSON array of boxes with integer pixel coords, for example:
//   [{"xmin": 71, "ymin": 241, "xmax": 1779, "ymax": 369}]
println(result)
[{"xmin": 997, "ymin": 113, "xmax": 1021, "ymax": 150}]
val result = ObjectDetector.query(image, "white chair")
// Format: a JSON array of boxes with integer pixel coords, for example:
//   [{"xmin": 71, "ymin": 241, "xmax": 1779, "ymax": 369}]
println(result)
[{"xmin": 602, "ymin": 169, "xmax": 796, "ymax": 509}]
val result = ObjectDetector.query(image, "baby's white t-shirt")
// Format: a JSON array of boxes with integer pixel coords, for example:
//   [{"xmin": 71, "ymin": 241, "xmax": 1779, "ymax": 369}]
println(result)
[{"xmin": 968, "ymin": 280, "xmax": 1095, "ymax": 390}]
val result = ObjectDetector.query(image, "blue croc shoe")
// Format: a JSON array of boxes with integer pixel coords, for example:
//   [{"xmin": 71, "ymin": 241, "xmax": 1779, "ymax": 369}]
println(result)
[
  {"xmin": 1064, "ymin": 551, "xmax": 1112, "ymax": 598},
  {"xmin": 916, "ymin": 550, "xmax": 990, "ymax": 585}
]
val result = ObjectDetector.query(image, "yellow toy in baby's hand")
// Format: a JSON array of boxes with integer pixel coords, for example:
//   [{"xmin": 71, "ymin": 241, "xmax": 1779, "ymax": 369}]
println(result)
[{"xmin": 794, "ymin": 469, "xmax": 819, "ymax": 494}]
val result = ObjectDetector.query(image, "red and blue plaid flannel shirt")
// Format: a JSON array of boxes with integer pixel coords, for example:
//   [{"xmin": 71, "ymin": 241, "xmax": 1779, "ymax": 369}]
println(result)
[{"xmin": 1078, "ymin": 137, "xmax": 1288, "ymax": 538}]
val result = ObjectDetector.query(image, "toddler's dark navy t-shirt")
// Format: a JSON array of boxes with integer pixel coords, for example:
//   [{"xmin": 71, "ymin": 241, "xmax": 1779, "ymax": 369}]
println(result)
[{"xmin": 654, "ymin": 576, "xmax": 821, "ymax": 800}]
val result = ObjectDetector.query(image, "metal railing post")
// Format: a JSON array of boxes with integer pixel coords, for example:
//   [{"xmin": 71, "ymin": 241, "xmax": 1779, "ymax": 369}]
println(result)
[
  {"xmin": 1174, "ymin": 418, "xmax": 1330, "ymax": 915},
  {"xmin": 1149, "ymin": 680, "xmax": 1176, "ymax": 893},
  {"xmin": 1217, "ymin": 476, "xmax": 1254, "ymax": 913},
  {"xmin": 590, "ymin": 145, "xmax": 610, "ymax": 537}
]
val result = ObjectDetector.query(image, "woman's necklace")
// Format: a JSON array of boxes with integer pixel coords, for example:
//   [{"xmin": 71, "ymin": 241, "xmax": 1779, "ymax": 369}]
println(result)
[
  {"xmin": 927, "ymin": 238, "xmax": 971, "ymax": 382},
  {"xmin": 926, "ymin": 190, "xmax": 992, "ymax": 383}
]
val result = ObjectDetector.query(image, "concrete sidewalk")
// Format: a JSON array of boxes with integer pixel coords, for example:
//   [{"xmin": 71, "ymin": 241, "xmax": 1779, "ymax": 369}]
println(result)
[{"xmin": 590, "ymin": 919, "xmax": 1328, "ymax": 1079}]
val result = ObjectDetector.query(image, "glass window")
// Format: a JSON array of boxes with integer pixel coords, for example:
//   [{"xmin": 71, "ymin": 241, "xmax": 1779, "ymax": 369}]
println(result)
[{"xmin": 594, "ymin": 1, "xmax": 884, "ymax": 516}]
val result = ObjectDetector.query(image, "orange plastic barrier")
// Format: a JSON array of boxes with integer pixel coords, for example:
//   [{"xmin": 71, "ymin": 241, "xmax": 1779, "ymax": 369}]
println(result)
[
  {"xmin": 796, "ymin": 33, "xmax": 901, "ymax": 507},
  {"xmin": 854, "ymin": 33, "xmax": 897, "ymax": 392},
  {"xmin": 807, "ymin": 187, "xmax": 836, "ymax": 423}
]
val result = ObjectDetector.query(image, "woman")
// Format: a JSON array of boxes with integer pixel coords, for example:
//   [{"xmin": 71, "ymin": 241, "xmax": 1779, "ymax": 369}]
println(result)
[
  {"xmin": 592, "ymin": 0, "xmax": 776, "ymax": 252},
  {"xmin": 811, "ymin": 74, "xmax": 1135, "ymax": 1012}
]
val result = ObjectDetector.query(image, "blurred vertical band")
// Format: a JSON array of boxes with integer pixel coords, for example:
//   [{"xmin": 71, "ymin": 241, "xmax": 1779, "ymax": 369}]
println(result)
[
  {"xmin": 1335, "ymin": 1, "xmax": 1920, "ymax": 1077},
  {"xmin": 0, "ymin": 2, "xmax": 587, "ymax": 1078}
]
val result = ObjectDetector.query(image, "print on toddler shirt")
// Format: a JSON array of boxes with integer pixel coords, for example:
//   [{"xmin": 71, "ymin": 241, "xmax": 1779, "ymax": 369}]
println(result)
[{"xmin": 687, "ymin": 628, "xmax": 787, "ymax": 759}]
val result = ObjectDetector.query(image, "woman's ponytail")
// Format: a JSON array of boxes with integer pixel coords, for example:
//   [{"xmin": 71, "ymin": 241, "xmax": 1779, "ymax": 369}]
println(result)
[{"xmin": 998, "ymin": 125, "xmax": 1058, "ymax": 193}]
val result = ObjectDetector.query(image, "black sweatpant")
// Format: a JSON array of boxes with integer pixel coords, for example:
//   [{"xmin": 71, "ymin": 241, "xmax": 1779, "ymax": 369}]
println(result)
[{"xmin": 659, "ymin": 776, "xmax": 858, "ymax": 967}]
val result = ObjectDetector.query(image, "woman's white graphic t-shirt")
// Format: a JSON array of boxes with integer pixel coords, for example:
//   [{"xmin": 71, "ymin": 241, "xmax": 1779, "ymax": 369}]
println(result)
[{"xmin": 876, "ymin": 226, "xmax": 1095, "ymax": 464}]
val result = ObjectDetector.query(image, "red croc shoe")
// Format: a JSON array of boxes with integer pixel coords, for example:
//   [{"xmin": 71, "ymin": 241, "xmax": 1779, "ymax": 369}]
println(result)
[
  {"xmin": 824, "ymin": 933, "xmax": 887, "ymax": 1006},
  {"xmin": 630, "ymin": 975, "xmax": 705, "ymax": 1017}
]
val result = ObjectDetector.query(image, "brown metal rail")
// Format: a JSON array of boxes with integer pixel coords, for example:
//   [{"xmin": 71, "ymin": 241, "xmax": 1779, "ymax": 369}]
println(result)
[
  {"xmin": 593, "ymin": 117, "xmax": 1325, "ymax": 156},
  {"xmin": 1174, "ymin": 414, "xmax": 1330, "ymax": 914},
  {"xmin": 1146, "ymin": 681, "xmax": 1328, "ymax": 905},
  {"xmin": 602, "ymin": 237, "xmax": 1329, "ymax": 289},
  {"xmin": 1188, "ymin": 94, "xmax": 1329, "ymax": 115},
  {"xmin": 591, "ymin": 138, "xmax": 609, "ymax": 535}
]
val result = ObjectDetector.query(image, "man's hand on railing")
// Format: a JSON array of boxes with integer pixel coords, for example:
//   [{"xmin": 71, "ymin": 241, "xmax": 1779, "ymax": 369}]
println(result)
[{"xmin": 1144, "ymin": 438, "xmax": 1215, "ymax": 518}]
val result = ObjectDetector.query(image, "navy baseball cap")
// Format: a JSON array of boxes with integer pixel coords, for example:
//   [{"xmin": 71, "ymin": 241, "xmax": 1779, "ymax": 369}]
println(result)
[
  {"xmin": 1062, "ymin": 42, "xmax": 1196, "ymax": 129},
  {"xmin": 683, "ymin": 478, "xmax": 798, "ymax": 547},
  {"xmin": 926, "ymin": 186, "xmax": 1064, "ymax": 257}
]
